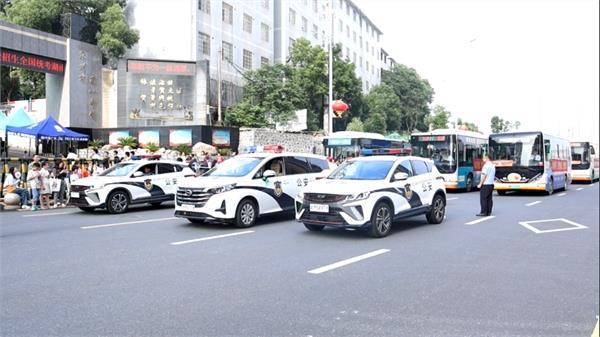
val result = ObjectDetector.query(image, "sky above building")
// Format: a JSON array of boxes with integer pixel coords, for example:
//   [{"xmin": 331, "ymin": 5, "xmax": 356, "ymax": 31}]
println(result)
[{"xmin": 354, "ymin": 0, "xmax": 599, "ymax": 142}]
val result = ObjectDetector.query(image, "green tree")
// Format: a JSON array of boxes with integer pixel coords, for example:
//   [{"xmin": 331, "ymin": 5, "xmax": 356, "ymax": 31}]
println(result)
[
  {"xmin": 117, "ymin": 136, "xmax": 137, "ymax": 148},
  {"xmin": 457, "ymin": 118, "xmax": 479, "ymax": 132},
  {"xmin": 427, "ymin": 105, "xmax": 451, "ymax": 130},
  {"xmin": 224, "ymin": 100, "xmax": 268, "ymax": 127},
  {"xmin": 175, "ymin": 144, "xmax": 191, "ymax": 155},
  {"xmin": 1, "ymin": 0, "xmax": 62, "ymax": 32},
  {"xmin": 490, "ymin": 115, "xmax": 520, "ymax": 133},
  {"xmin": 345, "ymin": 117, "xmax": 364, "ymax": 132},
  {"xmin": 381, "ymin": 65, "xmax": 434, "ymax": 133},
  {"xmin": 145, "ymin": 143, "xmax": 159, "ymax": 153},
  {"xmin": 364, "ymin": 113, "xmax": 387, "ymax": 134},
  {"xmin": 96, "ymin": 3, "xmax": 139, "ymax": 67},
  {"xmin": 363, "ymin": 84, "xmax": 401, "ymax": 132}
]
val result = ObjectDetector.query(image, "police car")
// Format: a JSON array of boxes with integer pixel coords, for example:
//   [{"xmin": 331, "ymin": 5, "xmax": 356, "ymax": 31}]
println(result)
[
  {"xmin": 295, "ymin": 156, "xmax": 447, "ymax": 238},
  {"xmin": 69, "ymin": 160, "xmax": 194, "ymax": 213},
  {"xmin": 174, "ymin": 153, "xmax": 334, "ymax": 227}
]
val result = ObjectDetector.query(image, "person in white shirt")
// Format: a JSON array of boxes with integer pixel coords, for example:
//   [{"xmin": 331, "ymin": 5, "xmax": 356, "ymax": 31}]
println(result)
[
  {"xmin": 477, "ymin": 154, "xmax": 496, "ymax": 216},
  {"xmin": 3, "ymin": 167, "xmax": 29, "ymax": 208},
  {"xmin": 27, "ymin": 163, "xmax": 42, "ymax": 211},
  {"xmin": 66, "ymin": 147, "xmax": 78, "ymax": 160}
]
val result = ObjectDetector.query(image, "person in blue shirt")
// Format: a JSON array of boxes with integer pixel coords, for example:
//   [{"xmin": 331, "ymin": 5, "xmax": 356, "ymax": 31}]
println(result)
[{"xmin": 477, "ymin": 154, "xmax": 496, "ymax": 216}]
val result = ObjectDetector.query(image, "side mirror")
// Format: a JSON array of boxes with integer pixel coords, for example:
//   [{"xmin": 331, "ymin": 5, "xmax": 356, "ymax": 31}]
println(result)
[
  {"xmin": 133, "ymin": 171, "xmax": 144, "ymax": 178},
  {"xmin": 393, "ymin": 172, "xmax": 409, "ymax": 181},
  {"xmin": 262, "ymin": 170, "xmax": 277, "ymax": 179}
]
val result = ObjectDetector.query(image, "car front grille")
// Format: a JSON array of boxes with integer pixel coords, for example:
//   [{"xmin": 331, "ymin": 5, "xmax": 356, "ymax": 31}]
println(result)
[
  {"xmin": 304, "ymin": 193, "xmax": 347, "ymax": 203},
  {"xmin": 301, "ymin": 211, "xmax": 346, "ymax": 226},
  {"xmin": 70, "ymin": 185, "xmax": 90, "ymax": 193},
  {"xmin": 176, "ymin": 187, "xmax": 214, "ymax": 207}
]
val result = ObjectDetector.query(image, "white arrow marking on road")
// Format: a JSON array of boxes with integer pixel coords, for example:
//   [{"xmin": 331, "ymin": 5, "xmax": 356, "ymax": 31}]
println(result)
[
  {"xmin": 81, "ymin": 217, "xmax": 178, "ymax": 229},
  {"xmin": 576, "ymin": 187, "xmax": 584, "ymax": 191},
  {"xmin": 558, "ymin": 193, "xmax": 567, "ymax": 197},
  {"xmin": 525, "ymin": 201, "xmax": 542, "ymax": 207},
  {"xmin": 23, "ymin": 211, "xmax": 78, "ymax": 217},
  {"xmin": 465, "ymin": 216, "xmax": 496, "ymax": 225},
  {"xmin": 307, "ymin": 249, "xmax": 390, "ymax": 274},
  {"xmin": 170, "ymin": 230, "xmax": 255, "ymax": 245}
]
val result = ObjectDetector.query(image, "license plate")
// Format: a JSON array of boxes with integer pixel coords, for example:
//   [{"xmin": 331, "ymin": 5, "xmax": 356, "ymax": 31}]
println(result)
[
  {"xmin": 310, "ymin": 204, "xmax": 329, "ymax": 213},
  {"xmin": 71, "ymin": 192, "xmax": 80, "ymax": 198},
  {"xmin": 180, "ymin": 204, "xmax": 195, "ymax": 211}
]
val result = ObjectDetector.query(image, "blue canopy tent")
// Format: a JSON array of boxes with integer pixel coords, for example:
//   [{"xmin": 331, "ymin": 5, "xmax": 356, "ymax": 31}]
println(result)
[
  {"xmin": 2, "ymin": 107, "xmax": 34, "ymax": 131},
  {"xmin": 5, "ymin": 116, "xmax": 89, "ymax": 155}
]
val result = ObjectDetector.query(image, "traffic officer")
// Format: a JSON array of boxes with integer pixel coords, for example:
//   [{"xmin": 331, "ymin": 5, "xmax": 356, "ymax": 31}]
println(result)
[{"xmin": 477, "ymin": 154, "xmax": 496, "ymax": 216}]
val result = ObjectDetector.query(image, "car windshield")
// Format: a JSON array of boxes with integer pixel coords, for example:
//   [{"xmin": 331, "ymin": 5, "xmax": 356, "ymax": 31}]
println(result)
[
  {"xmin": 328, "ymin": 160, "xmax": 393, "ymax": 180},
  {"xmin": 204, "ymin": 157, "xmax": 262, "ymax": 177},
  {"xmin": 99, "ymin": 163, "xmax": 137, "ymax": 177}
]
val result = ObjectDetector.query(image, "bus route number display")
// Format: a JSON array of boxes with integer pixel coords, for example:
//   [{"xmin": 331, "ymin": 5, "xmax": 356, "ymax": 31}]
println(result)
[{"xmin": 0, "ymin": 48, "xmax": 65, "ymax": 74}]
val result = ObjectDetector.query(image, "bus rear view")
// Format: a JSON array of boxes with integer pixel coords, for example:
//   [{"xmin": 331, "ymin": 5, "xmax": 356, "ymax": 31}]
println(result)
[{"xmin": 490, "ymin": 131, "xmax": 571, "ymax": 195}]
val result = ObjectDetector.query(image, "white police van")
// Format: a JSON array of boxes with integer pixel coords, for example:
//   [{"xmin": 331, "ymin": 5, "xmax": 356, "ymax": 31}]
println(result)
[
  {"xmin": 295, "ymin": 156, "xmax": 446, "ymax": 238},
  {"xmin": 175, "ymin": 153, "xmax": 334, "ymax": 227},
  {"xmin": 69, "ymin": 160, "xmax": 194, "ymax": 213}
]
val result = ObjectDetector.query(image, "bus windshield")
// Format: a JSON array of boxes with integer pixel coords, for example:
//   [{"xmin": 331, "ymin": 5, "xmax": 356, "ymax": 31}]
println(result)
[
  {"xmin": 489, "ymin": 133, "xmax": 543, "ymax": 167},
  {"xmin": 411, "ymin": 135, "xmax": 457, "ymax": 173}
]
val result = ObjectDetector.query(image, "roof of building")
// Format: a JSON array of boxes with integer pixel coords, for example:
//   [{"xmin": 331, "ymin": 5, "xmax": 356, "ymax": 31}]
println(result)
[{"xmin": 346, "ymin": 0, "xmax": 383, "ymax": 35}]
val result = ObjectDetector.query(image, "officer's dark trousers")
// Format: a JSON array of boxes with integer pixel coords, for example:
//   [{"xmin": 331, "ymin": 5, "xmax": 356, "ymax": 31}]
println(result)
[{"xmin": 480, "ymin": 184, "xmax": 494, "ymax": 215}]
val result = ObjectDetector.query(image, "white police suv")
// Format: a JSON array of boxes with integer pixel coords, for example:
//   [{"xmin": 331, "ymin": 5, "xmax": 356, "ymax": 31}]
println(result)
[
  {"xmin": 295, "ymin": 156, "xmax": 446, "ymax": 238},
  {"xmin": 69, "ymin": 160, "xmax": 194, "ymax": 213},
  {"xmin": 174, "ymin": 153, "xmax": 334, "ymax": 227}
]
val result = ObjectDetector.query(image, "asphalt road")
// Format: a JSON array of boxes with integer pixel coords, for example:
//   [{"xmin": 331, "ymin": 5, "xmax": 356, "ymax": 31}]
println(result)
[{"xmin": 1, "ymin": 183, "xmax": 598, "ymax": 337}]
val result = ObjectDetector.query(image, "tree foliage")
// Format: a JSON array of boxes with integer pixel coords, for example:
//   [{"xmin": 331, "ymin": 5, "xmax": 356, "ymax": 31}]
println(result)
[
  {"xmin": 456, "ymin": 118, "xmax": 480, "ymax": 132},
  {"xmin": 224, "ymin": 100, "xmax": 268, "ymax": 128},
  {"xmin": 381, "ymin": 65, "xmax": 434, "ymax": 133},
  {"xmin": 364, "ymin": 113, "xmax": 387, "ymax": 134},
  {"xmin": 490, "ymin": 115, "xmax": 521, "ymax": 133},
  {"xmin": 96, "ymin": 3, "xmax": 139, "ymax": 67},
  {"xmin": 363, "ymin": 84, "xmax": 401, "ymax": 132},
  {"xmin": 345, "ymin": 117, "xmax": 364, "ymax": 132},
  {"xmin": 427, "ymin": 105, "xmax": 451, "ymax": 130}
]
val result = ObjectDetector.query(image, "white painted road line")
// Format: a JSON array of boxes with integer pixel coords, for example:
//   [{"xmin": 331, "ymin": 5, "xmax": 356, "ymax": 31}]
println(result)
[
  {"xmin": 170, "ymin": 230, "xmax": 255, "ymax": 245},
  {"xmin": 23, "ymin": 211, "xmax": 78, "ymax": 217},
  {"xmin": 576, "ymin": 187, "xmax": 584, "ymax": 191},
  {"xmin": 558, "ymin": 193, "xmax": 567, "ymax": 197},
  {"xmin": 307, "ymin": 249, "xmax": 390, "ymax": 275},
  {"xmin": 465, "ymin": 216, "xmax": 496, "ymax": 225},
  {"xmin": 446, "ymin": 197, "xmax": 459, "ymax": 201},
  {"xmin": 81, "ymin": 217, "xmax": 178, "ymax": 229},
  {"xmin": 525, "ymin": 201, "xmax": 542, "ymax": 207},
  {"xmin": 519, "ymin": 218, "xmax": 588, "ymax": 234}
]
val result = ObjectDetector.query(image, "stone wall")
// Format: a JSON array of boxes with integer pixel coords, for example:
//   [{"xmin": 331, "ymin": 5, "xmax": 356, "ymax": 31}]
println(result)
[{"xmin": 238, "ymin": 128, "xmax": 324, "ymax": 154}]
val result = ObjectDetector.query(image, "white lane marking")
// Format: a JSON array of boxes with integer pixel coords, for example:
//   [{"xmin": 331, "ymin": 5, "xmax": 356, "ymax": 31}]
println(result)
[
  {"xmin": 81, "ymin": 217, "xmax": 177, "ymax": 229},
  {"xmin": 558, "ymin": 192, "xmax": 567, "ymax": 196},
  {"xmin": 446, "ymin": 197, "xmax": 459, "ymax": 201},
  {"xmin": 23, "ymin": 211, "xmax": 78, "ymax": 217},
  {"xmin": 170, "ymin": 230, "xmax": 255, "ymax": 245},
  {"xmin": 525, "ymin": 201, "xmax": 542, "ymax": 207},
  {"xmin": 519, "ymin": 218, "xmax": 587, "ymax": 234},
  {"xmin": 465, "ymin": 216, "xmax": 496, "ymax": 225},
  {"xmin": 576, "ymin": 187, "xmax": 584, "ymax": 191},
  {"xmin": 307, "ymin": 249, "xmax": 390, "ymax": 274}
]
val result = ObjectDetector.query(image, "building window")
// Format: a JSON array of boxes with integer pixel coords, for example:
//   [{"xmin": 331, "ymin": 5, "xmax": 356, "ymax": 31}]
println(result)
[
  {"xmin": 301, "ymin": 17, "xmax": 308, "ymax": 33},
  {"xmin": 289, "ymin": 9, "xmax": 296, "ymax": 26},
  {"xmin": 338, "ymin": 19, "xmax": 343, "ymax": 32},
  {"xmin": 289, "ymin": 37, "xmax": 295, "ymax": 53},
  {"xmin": 346, "ymin": 25, "xmax": 350, "ymax": 38},
  {"xmin": 359, "ymin": 36, "xmax": 362, "ymax": 49},
  {"xmin": 313, "ymin": 0, "xmax": 318, "ymax": 12},
  {"xmin": 353, "ymin": 31, "xmax": 356, "ymax": 42},
  {"xmin": 312, "ymin": 24, "xmax": 318, "ymax": 39},
  {"xmin": 199, "ymin": 32, "xmax": 210, "ymax": 56},
  {"xmin": 353, "ymin": 52, "xmax": 356, "ymax": 64},
  {"xmin": 345, "ymin": 47, "xmax": 350, "ymax": 59},
  {"xmin": 353, "ymin": 10, "xmax": 356, "ymax": 22},
  {"xmin": 366, "ymin": 81, "xmax": 370, "ymax": 91},
  {"xmin": 261, "ymin": 23, "xmax": 270, "ymax": 42},
  {"xmin": 222, "ymin": 2, "xmax": 233, "ymax": 24},
  {"xmin": 371, "ymin": 46, "xmax": 374, "ymax": 56},
  {"xmin": 199, "ymin": 0, "xmax": 210, "ymax": 13},
  {"xmin": 243, "ymin": 13, "xmax": 253, "ymax": 33},
  {"xmin": 262, "ymin": 0, "xmax": 269, "ymax": 9},
  {"xmin": 222, "ymin": 41, "xmax": 233, "ymax": 61},
  {"xmin": 366, "ymin": 60, "xmax": 369, "ymax": 71},
  {"xmin": 261, "ymin": 56, "xmax": 269, "ymax": 67},
  {"xmin": 243, "ymin": 49, "xmax": 252, "ymax": 69},
  {"xmin": 366, "ymin": 41, "xmax": 369, "ymax": 52},
  {"xmin": 346, "ymin": 3, "xmax": 350, "ymax": 15},
  {"xmin": 359, "ymin": 56, "xmax": 363, "ymax": 68}
]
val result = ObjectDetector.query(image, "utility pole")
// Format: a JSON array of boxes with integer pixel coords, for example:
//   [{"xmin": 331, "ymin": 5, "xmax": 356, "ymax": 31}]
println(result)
[
  {"xmin": 217, "ymin": 48, "xmax": 223, "ymax": 125},
  {"xmin": 327, "ymin": 0, "xmax": 334, "ymax": 135}
]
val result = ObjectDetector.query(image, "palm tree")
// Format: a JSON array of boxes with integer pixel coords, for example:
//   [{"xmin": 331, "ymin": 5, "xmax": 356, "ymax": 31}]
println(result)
[{"xmin": 118, "ymin": 136, "xmax": 138, "ymax": 148}]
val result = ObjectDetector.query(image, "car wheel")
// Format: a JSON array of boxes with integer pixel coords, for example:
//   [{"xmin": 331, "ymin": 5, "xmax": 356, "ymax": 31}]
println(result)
[
  {"xmin": 497, "ymin": 190, "xmax": 507, "ymax": 196},
  {"xmin": 106, "ymin": 190, "xmax": 130, "ymax": 214},
  {"xmin": 426, "ymin": 194, "xmax": 446, "ymax": 224},
  {"xmin": 304, "ymin": 223, "xmax": 324, "ymax": 231},
  {"xmin": 465, "ymin": 174, "xmax": 473, "ymax": 192},
  {"xmin": 234, "ymin": 199, "xmax": 257, "ymax": 228},
  {"xmin": 546, "ymin": 178, "xmax": 554, "ymax": 195},
  {"xmin": 79, "ymin": 207, "xmax": 95, "ymax": 213},
  {"xmin": 187, "ymin": 218, "xmax": 204, "ymax": 225},
  {"xmin": 368, "ymin": 202, "xmax": 393, "ymax": 238}
]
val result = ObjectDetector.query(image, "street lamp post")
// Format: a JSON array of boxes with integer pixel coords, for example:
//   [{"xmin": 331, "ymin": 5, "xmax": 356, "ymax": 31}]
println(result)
[{"xmin": 327, "ymin": 0, "xmax": 334, "ymax": 135}]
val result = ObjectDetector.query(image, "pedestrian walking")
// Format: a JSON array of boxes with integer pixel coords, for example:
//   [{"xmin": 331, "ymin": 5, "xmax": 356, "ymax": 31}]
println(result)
[
  {"xmin": 39, "ymin": 162, "xmax": 52, "ymax": 209},
  {"xmin": 55, "ymin": 162, "xmax": 68, "ymax": 207},
  {"xmin": 477, "ymin": 154, "xmax": 496, "ymax": 216},
  {"xmin": 27, "ymin": 162, "xmax": 42, "ymax": 211}
]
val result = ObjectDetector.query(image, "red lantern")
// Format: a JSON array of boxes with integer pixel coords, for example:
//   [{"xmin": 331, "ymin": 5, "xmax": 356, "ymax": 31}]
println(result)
[{"xmin": 331, "ymin": 100, "xmax": 349, "ymax": 118}]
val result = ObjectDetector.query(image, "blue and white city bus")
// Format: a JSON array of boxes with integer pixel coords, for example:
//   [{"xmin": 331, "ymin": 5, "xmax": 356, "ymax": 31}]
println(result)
[
  {"xmin": 411, "ymin": 129, "xmax": 488, "ymax": 191},
  {"xmin": 323, "ymin": 131, "xmax": 410, "ymax": 160}
]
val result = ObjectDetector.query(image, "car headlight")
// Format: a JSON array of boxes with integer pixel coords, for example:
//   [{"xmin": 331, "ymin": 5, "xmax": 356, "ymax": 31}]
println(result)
[
  {"xmin": 297, "ymin": 191, "xmax": 305, "ymax": 200},
  {"xmin": 346, "ymin": 191, "xmax": 370, "ymax": 201},
  {"xmin": 209, "ymin": 183, "xmax": 236, "ymax": 194},
  {"xmin": 87, "ymin": 185, "xmax": 104, "ymax": 193}
]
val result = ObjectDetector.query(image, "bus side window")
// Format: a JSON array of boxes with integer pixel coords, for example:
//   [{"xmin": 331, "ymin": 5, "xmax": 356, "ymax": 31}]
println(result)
[
  {"xmin": 591, "ymin": 146, "xmax": 596, "ymax": 155},
  {"xmin": 544, "ymin": 140, "xmax": 551, "ymax": 158}
]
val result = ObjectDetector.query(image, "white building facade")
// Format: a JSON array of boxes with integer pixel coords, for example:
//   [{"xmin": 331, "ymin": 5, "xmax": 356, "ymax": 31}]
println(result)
[{"xmin": 118, "ymin": 0, "xmax": 394, "ymax": 127}]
